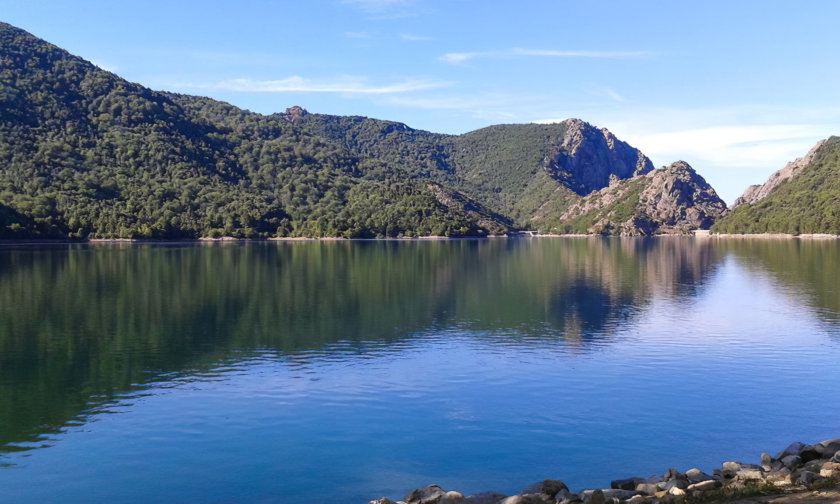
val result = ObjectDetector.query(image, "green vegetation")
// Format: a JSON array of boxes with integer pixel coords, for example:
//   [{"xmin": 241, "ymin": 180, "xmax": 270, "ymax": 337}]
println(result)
[{"xmin": 712, "ymin": 137, "xmax": 840, "ymax": 235}]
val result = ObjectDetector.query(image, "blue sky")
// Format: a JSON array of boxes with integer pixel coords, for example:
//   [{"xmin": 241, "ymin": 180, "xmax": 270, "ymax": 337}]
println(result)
[{"xmin": 3, "ymin": 0, "xmax": 840, "ymax": 203}]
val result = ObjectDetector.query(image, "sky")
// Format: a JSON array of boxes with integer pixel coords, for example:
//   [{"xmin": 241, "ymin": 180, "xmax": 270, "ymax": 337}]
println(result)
[{"xmin": 3, "ymin": 0, "xmax": 840, "ymax": 203}]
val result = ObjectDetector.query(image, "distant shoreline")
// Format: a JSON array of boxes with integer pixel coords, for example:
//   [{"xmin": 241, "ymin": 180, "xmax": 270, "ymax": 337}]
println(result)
[{"xmin": 1, "ymin": 232, "xmax": 838, "ymax": 246}]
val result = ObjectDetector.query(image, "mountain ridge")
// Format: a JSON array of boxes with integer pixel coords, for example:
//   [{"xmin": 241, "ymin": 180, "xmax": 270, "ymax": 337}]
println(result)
[{"xmin": 0, "ymin": 21, "xmax": 727, "ymax": 239}]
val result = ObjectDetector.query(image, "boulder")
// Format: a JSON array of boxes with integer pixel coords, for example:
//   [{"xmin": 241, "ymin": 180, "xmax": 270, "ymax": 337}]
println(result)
[
  {"xmin": 799, "ymin": 445, "xmax": 821, "ymax": 463},
  {"xmin": 761, "ymin": 453, "xmax": 772, "ymax": 470},
  {"xmin": 601, "ymin": 489, "xmax": 638, "ymax": 501},
  {"xmin": 440, "ymin": 491, "xmax": 466, "ymax": 504},
  {"xmin": 658, "ymin": 479, "xmax": 687, "ymax": 491},
  {"xmin": 833, "ymin": 451, "xmax": 840, "ymax": 463},
  {"xmin": 466, "ymin": 492, "xmax": 507, "ymax": 504},
  {"xmin": 684, "ymin": 469, "xmax": 714, "ymax": 484},
  {"xmin": 686, "ymin": 480, "xmax": 718, "ymax": 492},
  {"xmin": 821, "ymin": 440, "xmax": 840, "ymax": 459},
  {"xmin": 797, "ymin": 470, "xmax": 823, "ymax": 486},
  {"xmin": 781, "ymin": 454, "xmax": 802, "ymax": 469},
  {"xmin": 663, "ymin": 468, "xmax": 683, "ymax": 481},
  {"xmin": 625, "ymin": 496, "xmax": 645, "ymax": 504},
  {"xmin": 820, "ymin": 461, "xmax": 840, "ymax": 478},
  {"xmin": 721, "ymin": 461, "xmax": 741, "ymax": 472},
  {"xmin": 499, "ymin": 494, "xmax": 548, "ymax": 504},
  {"xmin": 580, "ymin": 489, "xmax": 604, "ymax": 504},
  {"xmin": 521, "ymin": 480, "xmax": 568, "ymax": 498},
  {"xmin": 735, "ymin": 468, "xmax": 763, "ymax": 481},
  {"xmin": 553, "ymin": 489, "xmax": 572, "ymax": 503},
  {"xmin": 369, "ymin": 499, "xmax": 398, "ymax": 504},
  {"xmin": 765, "ymin": 467, "xmax": 792, "ymax": 483},
  {"xmin": 406, "ymin": 485, "xmax": 446, "ymax": 504},
  {"xmin": 668, "ymin": 487, "xmax": 686, "ymax": 496},
  {"xmin": 610, "ymin": 477, "xmax": 643, "ymax": 491},
  {"xmin": 776, "ymin": 442, "xmax": 806, "ymax": 460},
  {"xmin": 634, "ymin": 483, "xmax": 659, "ymax": 496}
]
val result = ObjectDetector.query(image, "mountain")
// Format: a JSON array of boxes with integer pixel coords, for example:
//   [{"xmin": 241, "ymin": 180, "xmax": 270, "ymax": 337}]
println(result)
[
  {"xmin": 0, "ymin": 22, "xmax": 721, "ymax": 239},
  {"xmin": 712, "ymin": 137, "xmax": 840, "ymax": 235},
  {"xmin": 539, "ymin": 161, "xmax": 727, "ymax": 235}
]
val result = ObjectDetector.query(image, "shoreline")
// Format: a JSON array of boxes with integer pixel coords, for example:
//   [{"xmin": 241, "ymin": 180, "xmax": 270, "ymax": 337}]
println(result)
[
  {"xmin": 1, "ymin": 232, "xmax": 838, "ymax": 246},
  {"xmin": 372, "ymin": 437, "xmax": 840, "ymax": 504}
]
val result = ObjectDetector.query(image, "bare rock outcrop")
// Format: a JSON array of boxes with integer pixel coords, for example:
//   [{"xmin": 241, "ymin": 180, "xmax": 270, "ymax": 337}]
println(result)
[
  {"xmin": 543, "ymin": 119, "xmax": 654, "ymax": 196},
  {"xmin": 733, "ymin": 139, "xmax": 827, "ymax": 208}
]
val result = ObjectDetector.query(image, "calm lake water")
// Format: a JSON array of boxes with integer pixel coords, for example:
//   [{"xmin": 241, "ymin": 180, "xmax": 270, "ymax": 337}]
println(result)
[{"xmin": 1, "ymin": 238, "xmax": 839, "ymax": 503}]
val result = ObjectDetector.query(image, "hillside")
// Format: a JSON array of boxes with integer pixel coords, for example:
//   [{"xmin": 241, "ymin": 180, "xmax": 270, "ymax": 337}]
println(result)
[
  {"xmin": 0, "ymin": 22, "xmax": 722, "ymax": 239},
  {"xmin": 713, "ymin": 137, "xmax": 840, "ymax": 235},
  {"xmin": 538, "ymin": 161, "xmax": 727, "ymax": 235}
]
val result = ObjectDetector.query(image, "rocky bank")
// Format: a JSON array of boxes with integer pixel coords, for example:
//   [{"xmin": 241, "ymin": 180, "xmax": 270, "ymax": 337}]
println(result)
[{"xmin": 367, "ymin": 438, "xmax": 840, "ymax": 504}]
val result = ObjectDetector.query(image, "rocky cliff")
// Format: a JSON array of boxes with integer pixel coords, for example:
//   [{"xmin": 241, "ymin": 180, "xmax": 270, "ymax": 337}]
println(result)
[
  {"xmin": 542, "ymin": 161, "xmax": 727, "ymax": 236},
  {"xmin": 733, "ymin": 139, "xmax": 828, "ymax": 208}
]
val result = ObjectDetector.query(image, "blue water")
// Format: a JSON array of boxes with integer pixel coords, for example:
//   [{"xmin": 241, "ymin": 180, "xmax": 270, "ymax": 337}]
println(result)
[{"xmin": 0, "ymin": 238, "xmax": 838, "ymax": 503}]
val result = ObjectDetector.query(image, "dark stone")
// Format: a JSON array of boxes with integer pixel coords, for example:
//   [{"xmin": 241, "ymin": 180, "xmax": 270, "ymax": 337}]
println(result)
[
  {"xmin": 776, "ymin": 442, "xmax": 806, "ymax": 460},
  {"xmin": 781, "ymin": 454, "xmax": 802, "ymax": 469},
  {"xmin": 821, "ymin": 440, "xmax": 840, "ymax": 459},
  {"xmin": 581, "ymin": 489, "xmax": 604, "ymax": 504},
  {"xmin": 663, "ymin": 468, "xmax": 683, "ymax": 481},
  {"xmin": 797, "ymin": 470, "xmax": 822, "ymax": 486},
  {"xmin": 610, "ymin": 477, "xmax": 644, "ymax": 491},
  {"xmin": 800, "ymin": 444, "xmax": 820, "ymax": 463},
  {"xmin": 659, "ymin": 479, "xmax": 687, "ymax": 491},
  {"xmin": 520, "ymin": 479, "xmax": 568, "ymax": 498},
  {"xmin": 634, "ymin": 483, "xmax": 659, "ymax": 496},
  {"xmin": 601, "ymin": 489, "xmax": 639, "ymax": 501},
  {"xmin": 406, "ymin": 485, "xmax": 446, "ymax": 504},
  {"xmin": 466, "ymin": 492, "xmax": 507, "ymax": 504}
]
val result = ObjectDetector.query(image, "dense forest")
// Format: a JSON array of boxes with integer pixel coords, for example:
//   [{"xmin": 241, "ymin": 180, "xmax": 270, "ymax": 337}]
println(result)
[
  {"xmin": 712, "ymin": 137, "xmax": 840, "ymax": 235},
  {"xmin": 1, "ymin": 22, "xmax": 725, "ymax": 240}
]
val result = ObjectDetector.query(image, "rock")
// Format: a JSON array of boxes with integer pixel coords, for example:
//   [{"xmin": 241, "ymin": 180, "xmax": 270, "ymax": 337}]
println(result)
[
  {"xmin": 440, "ymin": 491, "xmax": 466, "ymax": 504},
  {"xmin": 610, "ymin": 478, "xmax": 644, "ymax": 491},
  {"xmin": 658, "ymin": 479, "xmax": 687, "ymax": 491},
  {"xmin": 721, "ymin": 461, "xmax": 741, "ymax": 472},
  {"xmin": 765, "ymin": 467, "xmax": 792, "ymax": 483},
  {"xmin": 668, "ymin": 487, "xmax": 686, "ymax": 496},
  {"xmin": 499, "ymin": 495, "xmax": 547, "ymax": 504},
  {"xmin": 733, "ymin": 139, "xmax": 827, "ymax": 207},
  {"xmin": 797, "ymin": 470, "xmax": 823, "ymax": 486},
  {"xmin": 685, "ymin": 469, "xmax": 714, "ymax": 484},
  {"xmin": 466, "ymin": 492, "xmax": 507, "ymax": 504},
  {"xmin": 777, "ymin": 442, "xmax": 807, "ymax": 460},
  {"xmin": 833, "ymin": 451, "xmax": 840, "ymax": 463},
  {"xmin": 521, "ymin": 480, "xmax": 568, "ymax": 498},
  {"xmin": 601, "ymin": 489, "xmax": 638, "ymax": 502},
  {"xmin": 686, "ymin": 480, "xmax": 718, "ymax": 492},
  {"xmin": 369, "ymin": 499, "xmax": 398, "ymax": 504},
  {"xmin": 582, "ymin": 490, "xmax": 605, "ymax": 504},
  {"xmin": 625, "ymin": 496, "xmax": 645, "ymax": 504},
  {"xmin": 634, "ymin": 483, "xmax": 659, "ymax": 496},
  {"xmin": 654, "ymin": 491, "xmax": 667, "ymax": 499},
  {"xmin": 781, "ymin": 454, "xmax": 802, "ymax": 469},
  {"xmin": 405, "ymin": 485, "xmax": 446, "ymax": 504},
  {"xmin": 761, "ymin": 453, "xmax": 772, "ymax": 470},
  {"xmin": 820, "ymin": 462, "xmax": 840, "ymax": 478},
  {"xmin": 821, "ymin": 440, "xmax": 840, "ymax": 459},
  {"xmin": 553, "ymin": 489, "xmax": 572, "ymax": 503},
  {"xmin": 663, "ymin": 468, "xmax": 683, "ymax": 481},
  {"xmin": 800, "ymin": 445, "xmax": 821, "ymax": 463},
  {"xmin": 735, "ymin": 468, "xmax": 764, "ymax": 481}
]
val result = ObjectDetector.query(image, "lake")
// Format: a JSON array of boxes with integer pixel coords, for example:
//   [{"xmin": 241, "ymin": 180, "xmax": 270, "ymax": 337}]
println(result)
[{"xmin": 1, "ymin": 238, "xmax": 839, "ymax": 503}]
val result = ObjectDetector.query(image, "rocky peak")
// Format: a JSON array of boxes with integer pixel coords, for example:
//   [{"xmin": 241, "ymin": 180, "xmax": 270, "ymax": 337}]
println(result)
[
  {"xmin": 544, "ymin": 118, "xmax": 654, "ymax": 196},
  {"xmin": 733, "ymin": 138, "xmax": 827, "ymax": 208},
  {"xmin": 283, "ymin": 106, "xmax": 308, "ymax": 122}
]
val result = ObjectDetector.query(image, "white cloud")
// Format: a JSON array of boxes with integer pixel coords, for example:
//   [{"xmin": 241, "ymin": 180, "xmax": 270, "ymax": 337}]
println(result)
[
  {"xmin": 399, "ymin": 33, "xmax": 433, "ymax": 41},
  {"xmin": 440, "ymin": 47, "xmax": 652, "ymax": 64},
  {"xmin": 185, "ymin": 76, "xmax": 452, "ymax": 94}
]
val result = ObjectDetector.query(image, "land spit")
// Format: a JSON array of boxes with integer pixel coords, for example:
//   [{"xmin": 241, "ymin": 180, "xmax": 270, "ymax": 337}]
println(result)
[{"xmin": 368, "ymin": 438, "xmax": 840, "ymax": 504}]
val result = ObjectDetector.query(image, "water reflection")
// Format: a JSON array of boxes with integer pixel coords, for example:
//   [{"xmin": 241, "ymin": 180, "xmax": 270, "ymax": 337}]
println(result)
[{"xmin": 0, "ymin": 237, "xmax": 836, "ymax": 460}]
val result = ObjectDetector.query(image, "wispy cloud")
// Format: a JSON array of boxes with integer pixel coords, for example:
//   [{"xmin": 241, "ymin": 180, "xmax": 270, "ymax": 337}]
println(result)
[
  {"xmin": 181, "ymin": 76, "xmax": 451, "ymax": 94},
  {"xmin": 340, "ymin": 0, "xmax": 422, "ymax": 18},
  {"xmin": 344, "ymin": 31, "xmax": 372, "ymax": 39},
  {"xmin": 440, "ymin": 48, "xmax": 652, "ymax": 65},
  {"xmin": 399, "ymin": 33, "xmax": 433, "ymax": 41}
]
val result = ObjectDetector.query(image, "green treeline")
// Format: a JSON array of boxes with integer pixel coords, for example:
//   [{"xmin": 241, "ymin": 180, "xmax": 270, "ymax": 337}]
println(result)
[{"xmin": 712, "ymin": 137, "xmax": 840, "ymax": 235}]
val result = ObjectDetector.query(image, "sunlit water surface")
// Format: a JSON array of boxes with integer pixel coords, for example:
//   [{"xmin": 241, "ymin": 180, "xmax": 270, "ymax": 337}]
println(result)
[{"xmin": 1, "ymin": 238, "xmax": 839, "ymax": 503}]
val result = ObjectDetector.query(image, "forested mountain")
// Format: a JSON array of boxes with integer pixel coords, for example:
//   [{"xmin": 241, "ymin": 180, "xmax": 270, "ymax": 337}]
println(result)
[
  {"xmin": 0, "ymin": 22, "xmax": 723, "ymax": 239},
  {"xmin": 712, "ymin": 137, "xmax": 840, "ymax": 235}
]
